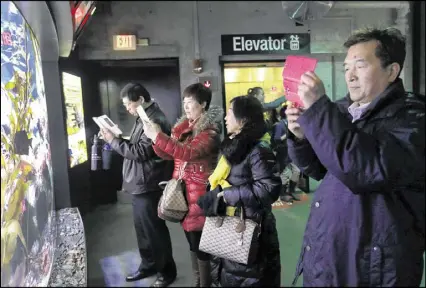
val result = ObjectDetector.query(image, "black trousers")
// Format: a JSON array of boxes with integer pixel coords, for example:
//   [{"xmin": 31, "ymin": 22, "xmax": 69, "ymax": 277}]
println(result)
[
  {"xmin": 184, "ymin": 230, "xmax": 210, "ymax": 261},
  {"xmin": 132, "ymin": 191, "xmax": 176, "ymax": 277}
]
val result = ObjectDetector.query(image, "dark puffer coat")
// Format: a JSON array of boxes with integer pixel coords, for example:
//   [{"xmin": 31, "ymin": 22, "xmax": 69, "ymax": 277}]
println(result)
[
  {"xmin": 288, "ymin": 79, "xmax": 425, "ymax": 286},
  {"xmin": 200, "ymin": 125, "xmax": 282, "ymax": 287}
]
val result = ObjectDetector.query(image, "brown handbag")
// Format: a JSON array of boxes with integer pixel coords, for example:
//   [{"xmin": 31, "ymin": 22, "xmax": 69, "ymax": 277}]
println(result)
[{"xmin": 157, "ymin": 162, "xmax": 188, "ymax": 222}]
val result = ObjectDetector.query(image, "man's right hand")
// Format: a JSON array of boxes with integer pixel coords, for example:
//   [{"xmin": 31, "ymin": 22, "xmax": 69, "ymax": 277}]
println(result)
[{"xmin": 285, "ymin": 106, "xmax": 305, "ymax": 140}]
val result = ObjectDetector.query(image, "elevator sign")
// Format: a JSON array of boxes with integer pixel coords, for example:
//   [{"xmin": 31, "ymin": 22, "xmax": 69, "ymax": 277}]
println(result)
[
  {"xmin": 221, "ymin": 33, "xmax": 310, "ymax": 55},
  {"xmin": 113, "ymin": 35, "xmax": 137, "ymax": 51}
]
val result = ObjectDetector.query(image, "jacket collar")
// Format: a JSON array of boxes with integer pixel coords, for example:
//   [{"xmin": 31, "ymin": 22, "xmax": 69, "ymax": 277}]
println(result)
[
  {"xmin": 145, "ymin": 101, "xmax": 158, "ymax": 118},
  {"xmin": 173, "ymin": 106, "xmax": 223, "ymax": 136},
  {"xmin": 343, "ymin": 78, "xmax": 405, "ymax": 121},
  {"xmin": 135, "ymin": 101, "xmax": 158, "ymax": 124}
]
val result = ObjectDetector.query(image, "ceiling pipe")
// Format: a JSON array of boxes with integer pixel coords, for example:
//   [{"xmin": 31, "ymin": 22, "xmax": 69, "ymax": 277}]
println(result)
[
  {"xmin": 333, "ymin": 1, "xmax": 409, "ymax": 10},
  {"xmin": 192, "ymin": 1, "xmax": 203, "ymax": 74},
  {"xmin": 193, "ymin": 1, "xmax": 200, "ymax": 60}
]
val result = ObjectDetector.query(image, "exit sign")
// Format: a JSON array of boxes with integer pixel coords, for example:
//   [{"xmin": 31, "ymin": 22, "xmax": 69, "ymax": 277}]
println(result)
[{"xmin": 113, "ymin": 35, "xmax": 137, "ymax": 51}]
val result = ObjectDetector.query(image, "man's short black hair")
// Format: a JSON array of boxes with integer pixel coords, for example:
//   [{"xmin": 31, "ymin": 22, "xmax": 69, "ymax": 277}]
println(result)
[
  {"xmin": 120, "ymin": 82, "xmax": 151, "ymax": 102},
  {"xmin": 344, "ymin": 27, "xmax": 406, "ymax": 77},
  {"xmin": 183, "ymin": 83, "xmax": 212, "ymax": 111}
]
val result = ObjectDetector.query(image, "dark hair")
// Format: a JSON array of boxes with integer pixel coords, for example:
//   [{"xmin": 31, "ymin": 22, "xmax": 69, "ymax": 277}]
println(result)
[
  {"xmin": 120, "ymin": 82, "xmax": 151, "ymax": 102},
  {"xmin": 269, "ymin": 108, "xmax": 279, "ymax": 124},
  {"xmin": 221, "ymin": 96, "xmax": 267, "ymax": 164},
  {"xmin": 230, "ymin": 95, "xmax": 266, "ymax": 136},
  {"xmin": 183, "ymin": 83, "xmax": 212, "ymax": 111},
  {"xmin": 343, "ymin": 27, "xmax": 406, "ymax": 77},
  {"xmin": 247, "ymin": 87, "xmax": 264, "ymax": 97},
  {"xmin": 279, "ymin": 106, "xmax": 287, "ymax": 119}
]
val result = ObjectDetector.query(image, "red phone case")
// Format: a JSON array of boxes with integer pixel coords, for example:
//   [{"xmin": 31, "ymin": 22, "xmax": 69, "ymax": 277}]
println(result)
[{"xmin": 282, "ymin": 55, "xmax": 318, "ymax": 107}]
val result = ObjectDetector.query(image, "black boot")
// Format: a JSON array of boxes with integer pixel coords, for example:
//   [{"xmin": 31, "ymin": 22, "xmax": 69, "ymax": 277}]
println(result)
[
  {"xmin": 198, "ymin": 259, "xmax": 212, "ymax": 287},
  {"xmin": 280, "ymin": 184, "xmax": 294, "ymax": 203},
  {"xmin": 279, "ymin": 184, "xmax": 287, "ymax": 201},
  {"xmin": 150, "ymin": 261, "xmax": 177, "ymax": 287},
  {"xmin": 150, "ymin": 274, "xmax": 176, "ymax": 287},
  {"xmin": 288, "ymin": 180, "xmax": 297, "ymax": 193},
  {"xmin": 288, "ymin": 181, "xmax": 300, "ymax": 201},
  {"xmin": 190, "ymin": 252, "xmax": 200, "ymax": 287}
]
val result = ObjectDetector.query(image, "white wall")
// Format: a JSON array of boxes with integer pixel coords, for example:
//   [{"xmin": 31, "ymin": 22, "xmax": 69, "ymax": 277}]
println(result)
[{"xmin": 78, "ymin": 1, "xmax": 410, "ymax": 109}]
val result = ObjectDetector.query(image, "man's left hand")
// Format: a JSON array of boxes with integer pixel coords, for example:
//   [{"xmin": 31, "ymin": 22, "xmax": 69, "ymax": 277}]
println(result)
[
  {"xmin": 100, "ymin": 129, "xmax": 115, "ymax": 144},
  {"xmin": 298, "ymin": 71, "xmax": 326, "ymax": 109}
]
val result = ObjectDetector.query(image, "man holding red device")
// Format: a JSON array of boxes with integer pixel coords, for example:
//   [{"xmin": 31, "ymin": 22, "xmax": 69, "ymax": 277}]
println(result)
[{"xmin": 286, "ymin": 27, "xmax": 425, "ymax": 286}]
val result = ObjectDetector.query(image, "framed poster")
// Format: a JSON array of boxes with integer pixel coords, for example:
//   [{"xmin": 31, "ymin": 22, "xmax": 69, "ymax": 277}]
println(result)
[{"xmin": 62, "ymin": 72, "xmax": 88, "ymax": 167}]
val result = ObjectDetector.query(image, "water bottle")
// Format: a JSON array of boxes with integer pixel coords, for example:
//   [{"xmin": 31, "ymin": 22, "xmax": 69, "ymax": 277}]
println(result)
[
  {"xmin": 91, "ymin": 134, "xmax": 102, "ymax": 171},
  {"xmin": 102, "ymin": 143, "xmax": 113, "ymax": 170}
]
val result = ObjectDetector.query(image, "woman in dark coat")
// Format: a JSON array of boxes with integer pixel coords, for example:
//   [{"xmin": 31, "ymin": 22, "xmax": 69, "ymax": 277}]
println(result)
[{"xmin": 197, "ymin": 95, "xmax": 282, "ymax": 287}]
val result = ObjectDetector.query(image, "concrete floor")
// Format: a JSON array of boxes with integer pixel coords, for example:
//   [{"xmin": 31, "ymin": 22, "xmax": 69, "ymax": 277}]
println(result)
[
  {"xmin": 82, "ymin": 194, "xmax": 312, "ymax": 287},
  {"xmin": 83, "ymin": 203, "xmax": 193, "ymax": 287},
  {"xmin": 83, "ymin": 183, "xmax": 425, "ymax": 287}
]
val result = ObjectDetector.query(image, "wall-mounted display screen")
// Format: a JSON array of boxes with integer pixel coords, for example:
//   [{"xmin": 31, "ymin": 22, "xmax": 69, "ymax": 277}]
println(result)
[
  {"xmin": 1, "ymin": 1, "xmax": 55, "ymax": 286},
  {"xmin": 62, "ymin": 72, "xmax": 88, "ymax": 167},
  {"xmin": 71, "ymin": 1, "xmax": 96, "ymax": 35},
  {"xmin": 70, "ymin": 1, "xmax": 97, "ymax": 49}
]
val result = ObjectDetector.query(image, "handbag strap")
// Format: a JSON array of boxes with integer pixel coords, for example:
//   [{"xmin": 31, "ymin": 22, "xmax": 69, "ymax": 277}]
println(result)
[
  {"xmin": 236, "ymin": 181, "xmax": 265, "ymax": 234},
  {"xmin": 177, "ymin": 161, "xmax": 188, "ymax": 180}
]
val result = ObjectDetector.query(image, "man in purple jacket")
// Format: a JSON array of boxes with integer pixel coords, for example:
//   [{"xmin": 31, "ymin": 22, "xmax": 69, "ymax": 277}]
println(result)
[{"xmin": 286, "ymin": 27, "xmax": 425, "ymax": 286}]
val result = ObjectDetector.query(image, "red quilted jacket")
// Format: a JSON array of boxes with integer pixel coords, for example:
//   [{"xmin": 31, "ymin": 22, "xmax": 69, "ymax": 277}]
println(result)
[{"xmin": 153, "ymin": 106, "xmax": 222, "ymax": 231}]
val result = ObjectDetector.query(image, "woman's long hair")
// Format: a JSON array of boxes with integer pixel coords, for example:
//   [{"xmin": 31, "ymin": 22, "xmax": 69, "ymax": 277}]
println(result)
[{"xmin": 221, "ymin": 96, "xmax": 267, "ymax": 164}]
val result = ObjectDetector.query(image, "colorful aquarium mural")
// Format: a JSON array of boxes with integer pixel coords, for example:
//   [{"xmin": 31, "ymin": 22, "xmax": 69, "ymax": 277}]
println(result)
[{"xmin": 1, "ymin": 1, "xmax": 56, "ymax": 286}]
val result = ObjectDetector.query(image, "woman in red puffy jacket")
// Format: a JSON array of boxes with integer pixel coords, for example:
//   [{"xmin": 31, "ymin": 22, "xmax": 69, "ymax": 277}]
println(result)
[{"xmin": 144, "ymin": 83, "xmax": 222, "ymax": 287}]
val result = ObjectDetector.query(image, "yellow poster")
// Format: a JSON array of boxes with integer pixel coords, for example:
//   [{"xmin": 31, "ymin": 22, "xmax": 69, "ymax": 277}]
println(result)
[{"xmin": 62, "ymin": 72, "xmax": 88, "ymax": 167}]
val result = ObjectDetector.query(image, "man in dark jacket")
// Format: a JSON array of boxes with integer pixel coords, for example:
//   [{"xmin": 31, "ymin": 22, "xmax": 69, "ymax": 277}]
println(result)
[
  {"xmin": 286, "ymin": 27, "xmax": 425, "ymax": 286},
  {"xmin": 271, "ymin": 107, "xmax": 301, "ymax": 203},
  {"xmin": 100, "ymin": 83, "xmax": 176, "ymax": 287}
]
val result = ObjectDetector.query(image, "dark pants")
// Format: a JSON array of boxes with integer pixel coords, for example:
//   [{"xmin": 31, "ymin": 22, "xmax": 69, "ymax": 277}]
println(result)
[
  {"xmin": 184, "ymin": 230, "xmax": 210, "ymax": 261},
  {"xmin": 132, "ymin": 191, "xmax": 176, "ymax": 277}
]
